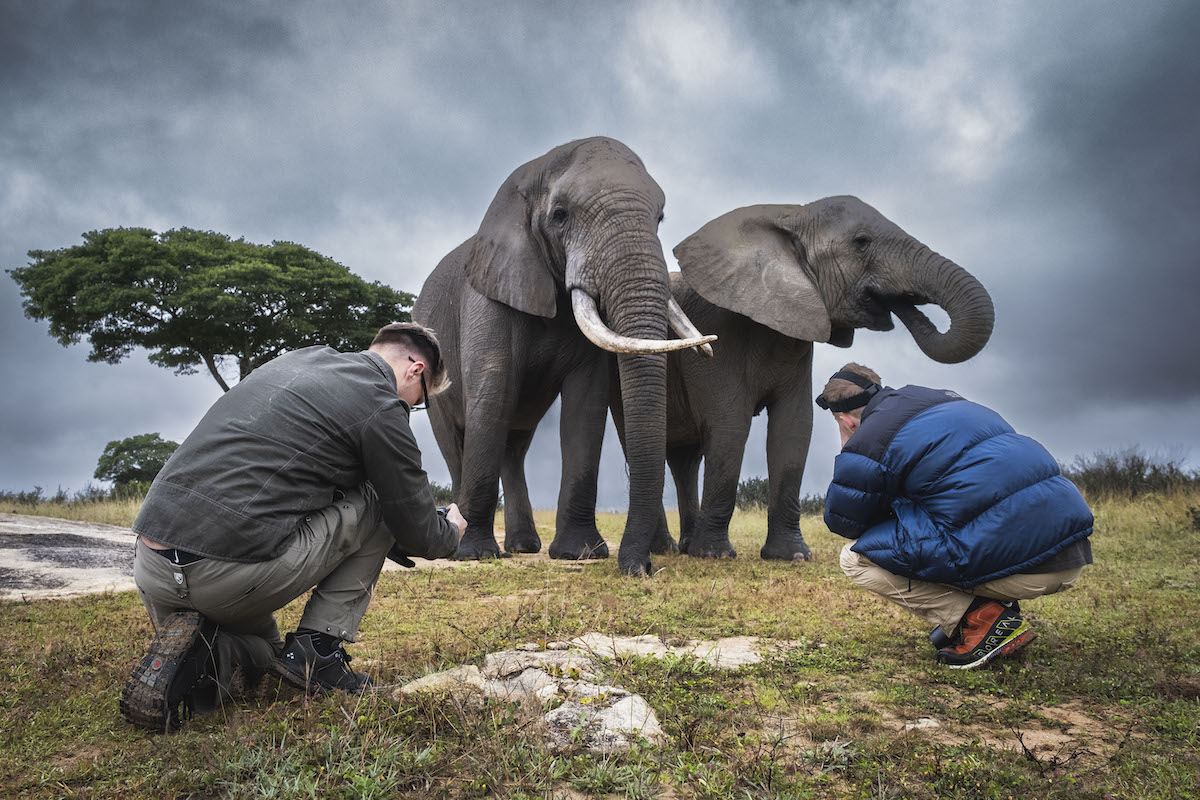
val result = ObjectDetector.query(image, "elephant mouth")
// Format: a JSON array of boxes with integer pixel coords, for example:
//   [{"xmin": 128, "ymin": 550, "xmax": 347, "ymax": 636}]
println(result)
[{"xmin": 828, "ymin": 327, "xmax": 855, "ymax": 348}]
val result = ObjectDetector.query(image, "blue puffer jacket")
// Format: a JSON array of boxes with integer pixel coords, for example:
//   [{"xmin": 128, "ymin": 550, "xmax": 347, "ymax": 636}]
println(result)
[{"xmin": 824, "ymin": 385, "xmax": 1094, "ymax": 589}]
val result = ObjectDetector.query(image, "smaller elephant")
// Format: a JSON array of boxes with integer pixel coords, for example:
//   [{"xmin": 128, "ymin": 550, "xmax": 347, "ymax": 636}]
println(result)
[{"xmin": 618, "ymin": 196, "xmax": 995, "ymax": 560}]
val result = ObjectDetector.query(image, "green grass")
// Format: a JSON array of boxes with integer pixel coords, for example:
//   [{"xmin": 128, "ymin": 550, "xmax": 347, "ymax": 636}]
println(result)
[{"xmin": 3, "ymin": 492, "xmax": 1199, "ymax": 798}]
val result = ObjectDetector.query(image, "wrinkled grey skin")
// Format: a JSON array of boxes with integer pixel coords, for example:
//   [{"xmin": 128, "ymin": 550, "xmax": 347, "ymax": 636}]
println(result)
[
  {"xmin": 624, "ymin": 196, "xmax": 995, "ymax": 560},
  {"xmin": 414, "ymin": 137, "xmax": 680, "ymax": 576}
]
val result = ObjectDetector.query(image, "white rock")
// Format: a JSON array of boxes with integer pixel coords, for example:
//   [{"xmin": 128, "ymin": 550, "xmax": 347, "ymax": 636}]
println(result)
[
  {"xmin": 483, "ymin": 667, "xmax": 561, "ymax": 702},
  {"xmin": 570, "ymin": 633, "xmax": 672, "ymax": 659},
  {"xmin": 684, "ymin": 636, "xmax": 764, "ymax": 669},
  {"xmin": 903, "ymin": 717, "xmax": 941, "ymax": 730},
  {"xmin": 482, "ymin": 650, "xmax": 601, "ymax": 682},
  {"xmin": 544, "ymin": 694, "xmax": 665, "ymax": 753},
  {"xmin": 393, "ymin": 665, "xmax": 485, "ymax": 700}
]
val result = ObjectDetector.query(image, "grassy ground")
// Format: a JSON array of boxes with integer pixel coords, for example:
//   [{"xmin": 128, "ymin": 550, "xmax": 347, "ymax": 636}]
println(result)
[{"xmin": 2, "ymin": 493, "xmax": 1198, "ymax": 799}]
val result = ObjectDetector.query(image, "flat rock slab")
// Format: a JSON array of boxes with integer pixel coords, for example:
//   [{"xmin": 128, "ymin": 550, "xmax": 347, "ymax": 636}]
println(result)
[{"xmin": 0, "ymin": 513, "xmax": 139, "ymax": 600}]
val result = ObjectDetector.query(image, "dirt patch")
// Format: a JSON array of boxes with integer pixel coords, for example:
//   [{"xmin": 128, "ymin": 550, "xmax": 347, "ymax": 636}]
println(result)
[
  {"xmin": 871, "ymin": 691, "xmax": 1142, "ymax": 770},
  {"xmin": 52, "ymin": 745, "xmax": 107, "ymax": 773},
  {"xmin": 1153, "ymin": 674, "xmax": 1200, "ymax": 700}
]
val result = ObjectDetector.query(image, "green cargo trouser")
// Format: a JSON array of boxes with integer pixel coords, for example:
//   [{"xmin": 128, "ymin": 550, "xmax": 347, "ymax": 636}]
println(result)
[
  {"xmin": 839, "ymin": 541, "xmax": 1085, "ymax": 634},
  {"xmin": 134, "ymin": 486, "xmax": 392, "ymax": 692}
]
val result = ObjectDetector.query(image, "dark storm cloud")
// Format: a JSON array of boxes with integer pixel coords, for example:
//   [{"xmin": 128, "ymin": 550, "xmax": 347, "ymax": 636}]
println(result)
[{"xmin": 986, "ymin": 3, "xmax": 1200, "ymax": 405}]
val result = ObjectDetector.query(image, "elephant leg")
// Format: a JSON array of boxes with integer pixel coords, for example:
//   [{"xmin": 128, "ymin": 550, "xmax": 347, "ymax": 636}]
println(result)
[
  {"xmin": 549, "ymin": 359, "xmax": 609, "ymax": 559},
  {"xmin": 668, "ymin": 445, "xmax": 701, "ymax": 554},
  {"xmin": 689, "ymin": 419, "xmax": 751, "ymax": 558},
  {"xmin": 761, "ymin": 380, "xmax": 815, "ymax": 561},
  {"xmin": 428, "ymin": 395, "xmax": 463, "ymax": 495},
  {"xmin": 501, "ymin": 428, "xmax": 541, "ymax": 553},
  {"xmin": 455, "ymin": 358, "xmax": 514, "ymax": 560}
]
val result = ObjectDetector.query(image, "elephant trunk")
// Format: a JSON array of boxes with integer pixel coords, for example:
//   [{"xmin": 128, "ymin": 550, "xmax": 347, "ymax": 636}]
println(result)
[
  {"xmin": 599, "ymin": 253, "xmax": 672, "ymax": 575},
  {"xmin": 893, "ymin": 248, "xmax": 994, "ymax": 364}
]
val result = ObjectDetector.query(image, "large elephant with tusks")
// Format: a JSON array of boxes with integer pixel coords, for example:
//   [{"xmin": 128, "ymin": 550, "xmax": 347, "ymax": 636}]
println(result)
[{"xmin": 414, "ymin": 137, "xmax": 715, "ymax": 576}]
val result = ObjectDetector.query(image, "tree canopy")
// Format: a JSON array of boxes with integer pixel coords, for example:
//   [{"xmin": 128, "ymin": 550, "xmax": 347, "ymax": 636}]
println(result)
[
  {"xmin": 9, "ymin": 227, "xmax": 414, "ymax": 391},
  {"xmin": 94, "ymin": 432, "xmax": 180, "ymax": 486}
]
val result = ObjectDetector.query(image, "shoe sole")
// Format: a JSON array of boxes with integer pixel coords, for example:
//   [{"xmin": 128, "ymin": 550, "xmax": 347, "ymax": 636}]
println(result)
[
  {"xmin": 946, "ymin": 627, "xmax": 1037, "ymax": 670},
  {"xmin": 120, "ymin": 611, "xmax": 215, "ymax": 731}
]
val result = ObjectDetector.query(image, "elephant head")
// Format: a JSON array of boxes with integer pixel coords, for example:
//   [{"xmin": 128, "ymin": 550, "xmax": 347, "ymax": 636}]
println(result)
[
  {"xmin": 465, "ymin": 136, "xmax": 713, "ymax": 574},
  {"xmin": 467, "ymin": 137, "xmax": 715, "ymax": 356},
  {"xmin": 673, "ymin": 196, "xmax": 993, "ymax": 363}
]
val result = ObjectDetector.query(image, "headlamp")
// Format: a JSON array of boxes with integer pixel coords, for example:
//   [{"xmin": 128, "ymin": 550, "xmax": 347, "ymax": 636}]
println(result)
[{"xmin": 816, "ymin": 371, "xmax": 881, "ymax": 412}]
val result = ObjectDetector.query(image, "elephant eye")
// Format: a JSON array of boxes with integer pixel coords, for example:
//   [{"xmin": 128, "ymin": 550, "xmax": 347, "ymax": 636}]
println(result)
[
  {"xmin": 550, "ymin": 206, "xmax": 569, "ymax": 225},
  {"xmin": 852, "ymin": 234, "xmax": 872, "ymax": 252},
  {"xmin": 657, "ymin": 211, "xmax": 665, "ymax": 224}
]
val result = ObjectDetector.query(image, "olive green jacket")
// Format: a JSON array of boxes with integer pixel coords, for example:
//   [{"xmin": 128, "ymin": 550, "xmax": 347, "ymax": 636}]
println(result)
[{"xmin": 133, "ymin": 346, "xmax": 457, "ymax": 563}]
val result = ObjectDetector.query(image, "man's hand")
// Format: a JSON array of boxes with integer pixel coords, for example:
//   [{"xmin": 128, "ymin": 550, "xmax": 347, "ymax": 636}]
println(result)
[{"xmin": 445, "ymin": 503, "xmax": 467, "ymax": 539}]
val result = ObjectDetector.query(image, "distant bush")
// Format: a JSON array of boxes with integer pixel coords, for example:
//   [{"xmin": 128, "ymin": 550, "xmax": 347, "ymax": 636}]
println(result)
[
  {"xmin": 430, "ymin": 481, "xmax": 454, "ymax": 506},
  {"xmin": 0, "ymin": 482, "xmax": 144, "ymax": 506},
  {"xmin": 735, "ymin": 476, "xmax": 825, "ymax": 515},
  {"xmin": 736, "ymin": 477, "xmax": 770, "ymax": 509},
  {"xmin": 1061, "ymin": 448, "xmax": 1200, "ymax": 498}
]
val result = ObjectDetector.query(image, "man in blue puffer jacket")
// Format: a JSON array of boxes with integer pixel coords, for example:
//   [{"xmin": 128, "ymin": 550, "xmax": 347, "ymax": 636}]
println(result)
[{"xmin": 819, "ymin": 363, "xmax": 1094, "ymax": 669}]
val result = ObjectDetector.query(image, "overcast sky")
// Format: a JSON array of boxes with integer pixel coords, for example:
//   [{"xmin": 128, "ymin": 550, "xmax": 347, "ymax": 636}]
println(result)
[{"xmin": 3, "ymin": 0, "xmax": 1198, "ymax": 512}]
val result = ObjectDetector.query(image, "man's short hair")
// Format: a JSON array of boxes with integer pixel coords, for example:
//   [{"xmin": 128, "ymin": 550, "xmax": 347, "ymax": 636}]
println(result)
[
  {"xmin": 820, "ymin": 363, "xmax": 882, "ymax": 409},
  {"xmin": 371, "ymin": 322, "xmax": 450, "ymax": 395}
]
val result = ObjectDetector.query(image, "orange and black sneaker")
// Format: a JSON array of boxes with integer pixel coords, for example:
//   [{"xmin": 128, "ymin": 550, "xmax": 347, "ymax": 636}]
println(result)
[{"xmin": 935, "ymin": 598, "xmax": 1035, "ymax": 670}]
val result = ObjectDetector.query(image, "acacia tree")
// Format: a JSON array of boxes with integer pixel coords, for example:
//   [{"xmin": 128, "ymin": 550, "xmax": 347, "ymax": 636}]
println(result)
[
  {"xmin": 9, "ymin": 227, "xmax": 414, "ymax": 391},
  {"xmin": 94, "ymin": 432, "xmax": 180, "ymax": 487}
]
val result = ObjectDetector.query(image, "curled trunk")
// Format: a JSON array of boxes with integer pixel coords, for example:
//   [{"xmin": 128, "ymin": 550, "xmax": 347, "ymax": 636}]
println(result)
[{"xmin": 893, "ymin": 249, "xmax": 994, "ymax": 364}]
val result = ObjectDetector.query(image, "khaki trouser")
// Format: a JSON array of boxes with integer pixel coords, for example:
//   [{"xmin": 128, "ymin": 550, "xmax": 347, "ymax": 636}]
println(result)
[
  {"xmin": 134, "ymin": 486, "xmax": 392, "ymax": 690},
  {"xmin": 839, "ymin": 541, "xmax": 1085, "ymax": 634}
]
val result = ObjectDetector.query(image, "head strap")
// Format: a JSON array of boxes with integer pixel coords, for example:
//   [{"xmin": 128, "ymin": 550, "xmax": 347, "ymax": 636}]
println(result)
[{"xmin": 816, "ymin": 371, "xmax": 881, "ymax": 412}]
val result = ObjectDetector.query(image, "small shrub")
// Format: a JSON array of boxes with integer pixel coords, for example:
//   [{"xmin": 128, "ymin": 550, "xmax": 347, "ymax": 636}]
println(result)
[
  {"xmin": 429, "ymin": 481, "xmax": 454, "ymax": 506},
  {"xmin": 1061, "ymin": 447, "xmax": 1200, "ymax": 498},
  {"xmin": 735, "ymin": 476, "xmax": 824, "ymax": 514},
  {"xmin": 736, "ymin": 477, "xmax": 770, "ymax": 510}
]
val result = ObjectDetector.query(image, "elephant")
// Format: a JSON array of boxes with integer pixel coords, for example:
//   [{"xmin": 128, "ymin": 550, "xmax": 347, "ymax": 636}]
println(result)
[
  {"xmin": 413, "ymin": 137, "xmax": 715, "ymax": 576},
  {"xmin": 611, "ymin": 196, "xmax": 995, "ymax": 561}
]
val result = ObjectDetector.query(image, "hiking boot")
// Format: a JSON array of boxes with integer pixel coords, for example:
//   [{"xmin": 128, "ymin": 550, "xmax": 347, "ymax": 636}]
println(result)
[
  {"xmin": 936, "ymin": 599, "xmax": 1036, "ymax": 670},
  {"xmin": 273, "ymin": 631, "xmax": 372, "ymax": 694},
  {"xmin": 120, "ymin": 611, "xmax": 220, "ymax": 731}
]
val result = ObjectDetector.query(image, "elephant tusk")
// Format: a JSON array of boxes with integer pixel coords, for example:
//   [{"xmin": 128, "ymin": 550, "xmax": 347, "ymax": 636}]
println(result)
[
  {"xmin": 667, "ymin": 296, "xmax": 715, "ymax": 357},
  {"xmin": 571, "ymin": 289, "xmax": 718, "ymax": 354}
]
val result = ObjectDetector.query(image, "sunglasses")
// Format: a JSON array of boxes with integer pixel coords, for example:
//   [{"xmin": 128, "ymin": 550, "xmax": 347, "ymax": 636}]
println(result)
[{"xmin": 407, "ymin": 355, "xmax": 430, "ymax": 411}]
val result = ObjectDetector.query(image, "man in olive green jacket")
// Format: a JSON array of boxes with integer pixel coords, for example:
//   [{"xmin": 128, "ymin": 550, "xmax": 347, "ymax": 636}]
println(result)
[{"xmin": 122, "ymin": 322, "xmax": 465, "ymax": 730}]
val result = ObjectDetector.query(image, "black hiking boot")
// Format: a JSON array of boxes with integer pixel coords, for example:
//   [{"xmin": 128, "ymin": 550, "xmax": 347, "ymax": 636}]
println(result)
[
  {"xmin": 120, "ymin": 611, "xmax": 220, "ymax": 731},
  {"xmin": 273, "ymin": 631, "xmax": 372, "ymax": 694}
]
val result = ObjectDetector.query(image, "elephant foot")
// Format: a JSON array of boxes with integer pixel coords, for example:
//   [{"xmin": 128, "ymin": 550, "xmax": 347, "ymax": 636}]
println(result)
[
  {"xmin": 686, "ymin": 534, "xmax": 737, "ymax": 559},
  {"xmin": 548, "ymin": 526, "xmax": 609, "ymax": 560},
  {"xmin": 617, "ymin": 550, "xmax": 652, "ymax": 576},
  {"xmin": 504, "ymin": 526, "xmax": 542, "ymax": 554},
  {"xmin": 760, "ymin": 532, "xmax": 812, "ymax": 562},
  {"xmin": 650, "ymin": 527, "xmax": 678, "ymax": 555},
  {"xmin": 454, "ymin": 530, "xmax": 503, "ymax": 560}
]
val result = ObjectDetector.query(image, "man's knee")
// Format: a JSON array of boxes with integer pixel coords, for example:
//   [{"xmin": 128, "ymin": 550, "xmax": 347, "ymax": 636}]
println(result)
[{"xmin": 839, "ymin": 541, "xmax": 870, "ymax": 582}]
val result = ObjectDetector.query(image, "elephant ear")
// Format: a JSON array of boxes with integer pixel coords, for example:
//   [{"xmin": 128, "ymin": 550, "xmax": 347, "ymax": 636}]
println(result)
[
  {"xmin": 466, "ymin": 162, "xmax": 558, "ymax": 318},
  {"xmin": 673, "ymin": 205, "xmax": 831, "ymax": 342}
]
